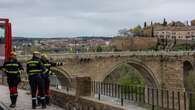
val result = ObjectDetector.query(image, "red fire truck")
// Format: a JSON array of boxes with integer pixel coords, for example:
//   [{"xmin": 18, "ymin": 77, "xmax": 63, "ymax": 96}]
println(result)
[{"xmin": 0, "ymin": 18, "xmax": 12, "ymax": 66}]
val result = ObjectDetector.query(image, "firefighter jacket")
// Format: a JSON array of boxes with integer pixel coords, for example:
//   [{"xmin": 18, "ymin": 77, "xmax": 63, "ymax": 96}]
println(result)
[
  {"xmin": 2, "ymin": 59, "xmax": 23, "ymax": 78},
  {"xmin": 41, "ymin": 59, "xmax": 57, "ymax": 77},
  {"xmin": 26, "ymin": 56, "xmax": 45, "ymax": 77}
]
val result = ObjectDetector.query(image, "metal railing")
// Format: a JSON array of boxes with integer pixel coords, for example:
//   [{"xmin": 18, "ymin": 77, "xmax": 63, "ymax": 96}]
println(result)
[
  {"xmin": 50, "ymin": 74, "xmax": 76, "ymax": 94},
  {"xmin": 91, "ymin": 81, "xmax": 194, "ymax": 110}
]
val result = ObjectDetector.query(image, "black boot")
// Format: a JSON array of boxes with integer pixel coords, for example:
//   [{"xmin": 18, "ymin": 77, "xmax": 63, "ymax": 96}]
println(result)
[
  {"xmin": 9, "ymin": 104, "xmax": 16, "ymax": 108},
  {"xmin": 37, "ymin": 97, "xmax": 41, "ymax": 106},
  {"xmin": 42, "ymin": 99, "xmax": 46, "ymax": 109},
  {"xmin": 13, "ymin": 95, "xmax": 18, "ymax": 106},
  {"xmin": 32, "ymin": 100, "xmax": 36, "ymax": 109},
  {"xmin": 46, "ymin": 96, "xmax": 51, "ymax": 106},
  {"xmin": 9, "ymin": 95, "xmax": 16, "ymax": 108}
]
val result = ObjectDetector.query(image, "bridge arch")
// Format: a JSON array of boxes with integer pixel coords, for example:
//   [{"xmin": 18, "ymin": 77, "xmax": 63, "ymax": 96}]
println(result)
[
  {"xmin": 50, "ymin": 67, "xmax": 72, "ymax": 88},
  {"xmin": 103, "ymin": 59, "xmax": 160, "ymax": 88}
]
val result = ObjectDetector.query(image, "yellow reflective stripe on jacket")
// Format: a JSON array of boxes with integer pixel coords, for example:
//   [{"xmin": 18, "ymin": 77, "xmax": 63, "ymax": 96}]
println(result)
[
  {"xmin": 27, "ymin": 61, "xmax": 39, "ymax": 64},
  {"xmin": 28, "ymin": 72, "xmax": 40, "ymax": 75},
  {"xmin": 29, "ymin": 70, "xmax": 42, "ymax": 73},
  {"xmin": 5, "ymin": 64, "xmax": 19, "ymax": 67},
  {"xmin": 5, "ymin": 70, "xmax": 19, "ymax": 74},
  {"xmin": 44, "ymin": 64, "xmax": 51, "ymax": 67}
]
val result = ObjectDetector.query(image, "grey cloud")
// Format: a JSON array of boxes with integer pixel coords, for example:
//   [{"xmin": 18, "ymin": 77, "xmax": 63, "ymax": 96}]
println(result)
[{"xmin": 0, "ymin": 0, "xmax": 195, "ymax": 37}]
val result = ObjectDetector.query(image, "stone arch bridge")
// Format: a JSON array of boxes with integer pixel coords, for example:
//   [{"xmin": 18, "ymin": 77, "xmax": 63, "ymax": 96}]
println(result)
[{"xmin": 18, "ymin": 51, "xmax": 195, "ymax": 89}]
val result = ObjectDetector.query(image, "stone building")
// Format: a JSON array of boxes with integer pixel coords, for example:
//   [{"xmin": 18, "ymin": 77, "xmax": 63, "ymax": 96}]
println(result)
[
  {"xmin": 191, "ymin": 19, "xmax": 195, "ymax": 26},
  {"xmin": 154, "ymin": 26, "xmax": 195, "ymax": 41},
  {"xmin": 143, "ymin": 19, "xmax": 195, "ymax": 41},
  {"xmin": 143, "ymin": 23, "xmax": 161, "ymax": 37}
]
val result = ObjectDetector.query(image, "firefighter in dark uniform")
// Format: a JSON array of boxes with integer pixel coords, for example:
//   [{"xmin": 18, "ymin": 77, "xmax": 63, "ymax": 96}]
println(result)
[
  {"xmin": 37, "ymin": 54, "xmax": 56, "ymax": 106},
  {"xmin": 26, "ymin": 51, "xmax": 46, "ymax": 109},
  {"xmin": 2, "ymin": 52, "xmax": 23, "ymax": 108}
]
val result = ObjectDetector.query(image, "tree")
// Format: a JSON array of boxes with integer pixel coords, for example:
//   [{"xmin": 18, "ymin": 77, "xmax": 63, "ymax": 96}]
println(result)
[
  {"xmin": 118, "ymin": 28, "xmax": 132, "ymax": 37},
  {"xmin": 117, "ymin": 64, "xmax": 145, "ymax": 87},
  {"xmin": 96, "ymin": 46, "xmax": 103, "ymax": 52},
  {"xmin": 185, "ymin": 70, "xmax": 195, "ymax": 91},
  {"xmin": 163, "ymin": 18, "xmax": 167, "ymax": 26},
  {"xmin": 151, "ymin": 21, "xmax": 153, "ymax": 26},
  {"xmin": 185, "ymin": 70, "xmax": 195, "ymax": 110},
  {"xmin": 144, "ymin": 22, "xmax": 147, "ymax": 28},
  {"xmin": 186, "ymin": 21, "xmax": 189, "ymax": 26},
  {"xmin": 130, "ymin": 25, "xmax": 143, "ymax": 36}
]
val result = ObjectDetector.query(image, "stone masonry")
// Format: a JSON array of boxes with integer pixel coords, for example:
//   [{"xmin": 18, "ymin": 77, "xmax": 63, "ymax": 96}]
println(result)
[
  {"xmin": 18, "ymin": 51, "xmax": 195, "ymax": 90},
  {"xmin": 57, "ymin": 54, "xmax": 194, "ymax": 89}
]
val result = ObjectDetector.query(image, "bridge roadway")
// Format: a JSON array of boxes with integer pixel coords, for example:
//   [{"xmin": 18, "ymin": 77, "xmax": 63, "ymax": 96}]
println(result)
[
  {"xmin": 0, "ymin": 85, "xmax": 63, "ymax": 110},
  {"xmin": 17, "ymin": 51, "xmax": 195, "ymax": 60}
]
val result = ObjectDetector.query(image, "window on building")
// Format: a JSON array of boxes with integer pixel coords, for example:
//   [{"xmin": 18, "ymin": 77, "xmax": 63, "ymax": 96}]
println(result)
[
  {"xmin": 0, "ymin": 26, "xmax": 5, "ymax": 44},
  {"xmin": 172, "ymin": 36, "xmax": 176, "ymax": 39}
]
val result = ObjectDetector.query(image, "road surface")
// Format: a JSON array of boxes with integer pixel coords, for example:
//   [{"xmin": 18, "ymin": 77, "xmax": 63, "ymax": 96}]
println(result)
[
  {"xmin": 0, "ymin": 85, "xmax": 149, "ymax": 110},
  {"xmin": 0, "ymin": 85, "xmax": 63, "ymax": 110}
]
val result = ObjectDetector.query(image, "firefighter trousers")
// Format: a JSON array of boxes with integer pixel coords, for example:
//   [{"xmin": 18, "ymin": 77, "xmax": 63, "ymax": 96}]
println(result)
[
  {"xmin": 37, "ymin": 76, "xmax": 50, "ymax": 105},
  {"xmin": 29, "ymin": 75, "xmax": 45, "ymax": 107},
  {"xmin": 7, "ymin": 77, "xmax": 21, "ymax": 106}
]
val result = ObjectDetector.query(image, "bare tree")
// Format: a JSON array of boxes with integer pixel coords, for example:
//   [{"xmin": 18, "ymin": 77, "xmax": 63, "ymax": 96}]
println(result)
[{"xmin": 118, "ymin": 28, "xmax": 131, "ymax": 37}]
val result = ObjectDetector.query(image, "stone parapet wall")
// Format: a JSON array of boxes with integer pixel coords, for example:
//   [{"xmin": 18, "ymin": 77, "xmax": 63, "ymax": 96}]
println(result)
[
  {"xmin": 51, "ymin": 89, "xmax": 125, "ymax": 110},
  {"xmin": 75, "ymin": 77, "xmax": 91, "ymax": 96}
]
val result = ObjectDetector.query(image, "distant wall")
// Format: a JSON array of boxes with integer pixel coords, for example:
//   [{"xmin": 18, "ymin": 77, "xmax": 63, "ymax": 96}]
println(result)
[{"xmin": 111, "ymin": 37, "xmax": 157, "ymax": 51}]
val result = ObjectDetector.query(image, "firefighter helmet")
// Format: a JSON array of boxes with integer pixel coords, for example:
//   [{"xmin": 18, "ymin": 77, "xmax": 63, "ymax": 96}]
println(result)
[{"xmin": 41, "ymin": 53, "xmax": 48, "ymax": 59}]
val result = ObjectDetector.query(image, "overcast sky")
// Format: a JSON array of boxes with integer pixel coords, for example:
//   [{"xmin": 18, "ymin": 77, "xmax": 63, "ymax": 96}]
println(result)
[{"xmin": 0, "ymin": 0, "xmax": 195, "ymax": 37}]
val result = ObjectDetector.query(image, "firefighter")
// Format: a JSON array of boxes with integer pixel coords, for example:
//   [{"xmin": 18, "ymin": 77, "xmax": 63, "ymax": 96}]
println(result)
[
  {"xmin": 26, "ymin": 51, "xmax": 46, "ymax": 109},
  {"xmin": 2, "ymin": 52, "xmax": 23, "ymax": 108},
  {"xmin": 37, "ymin": 54, "xmax": 55, "ymax": 106}
]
